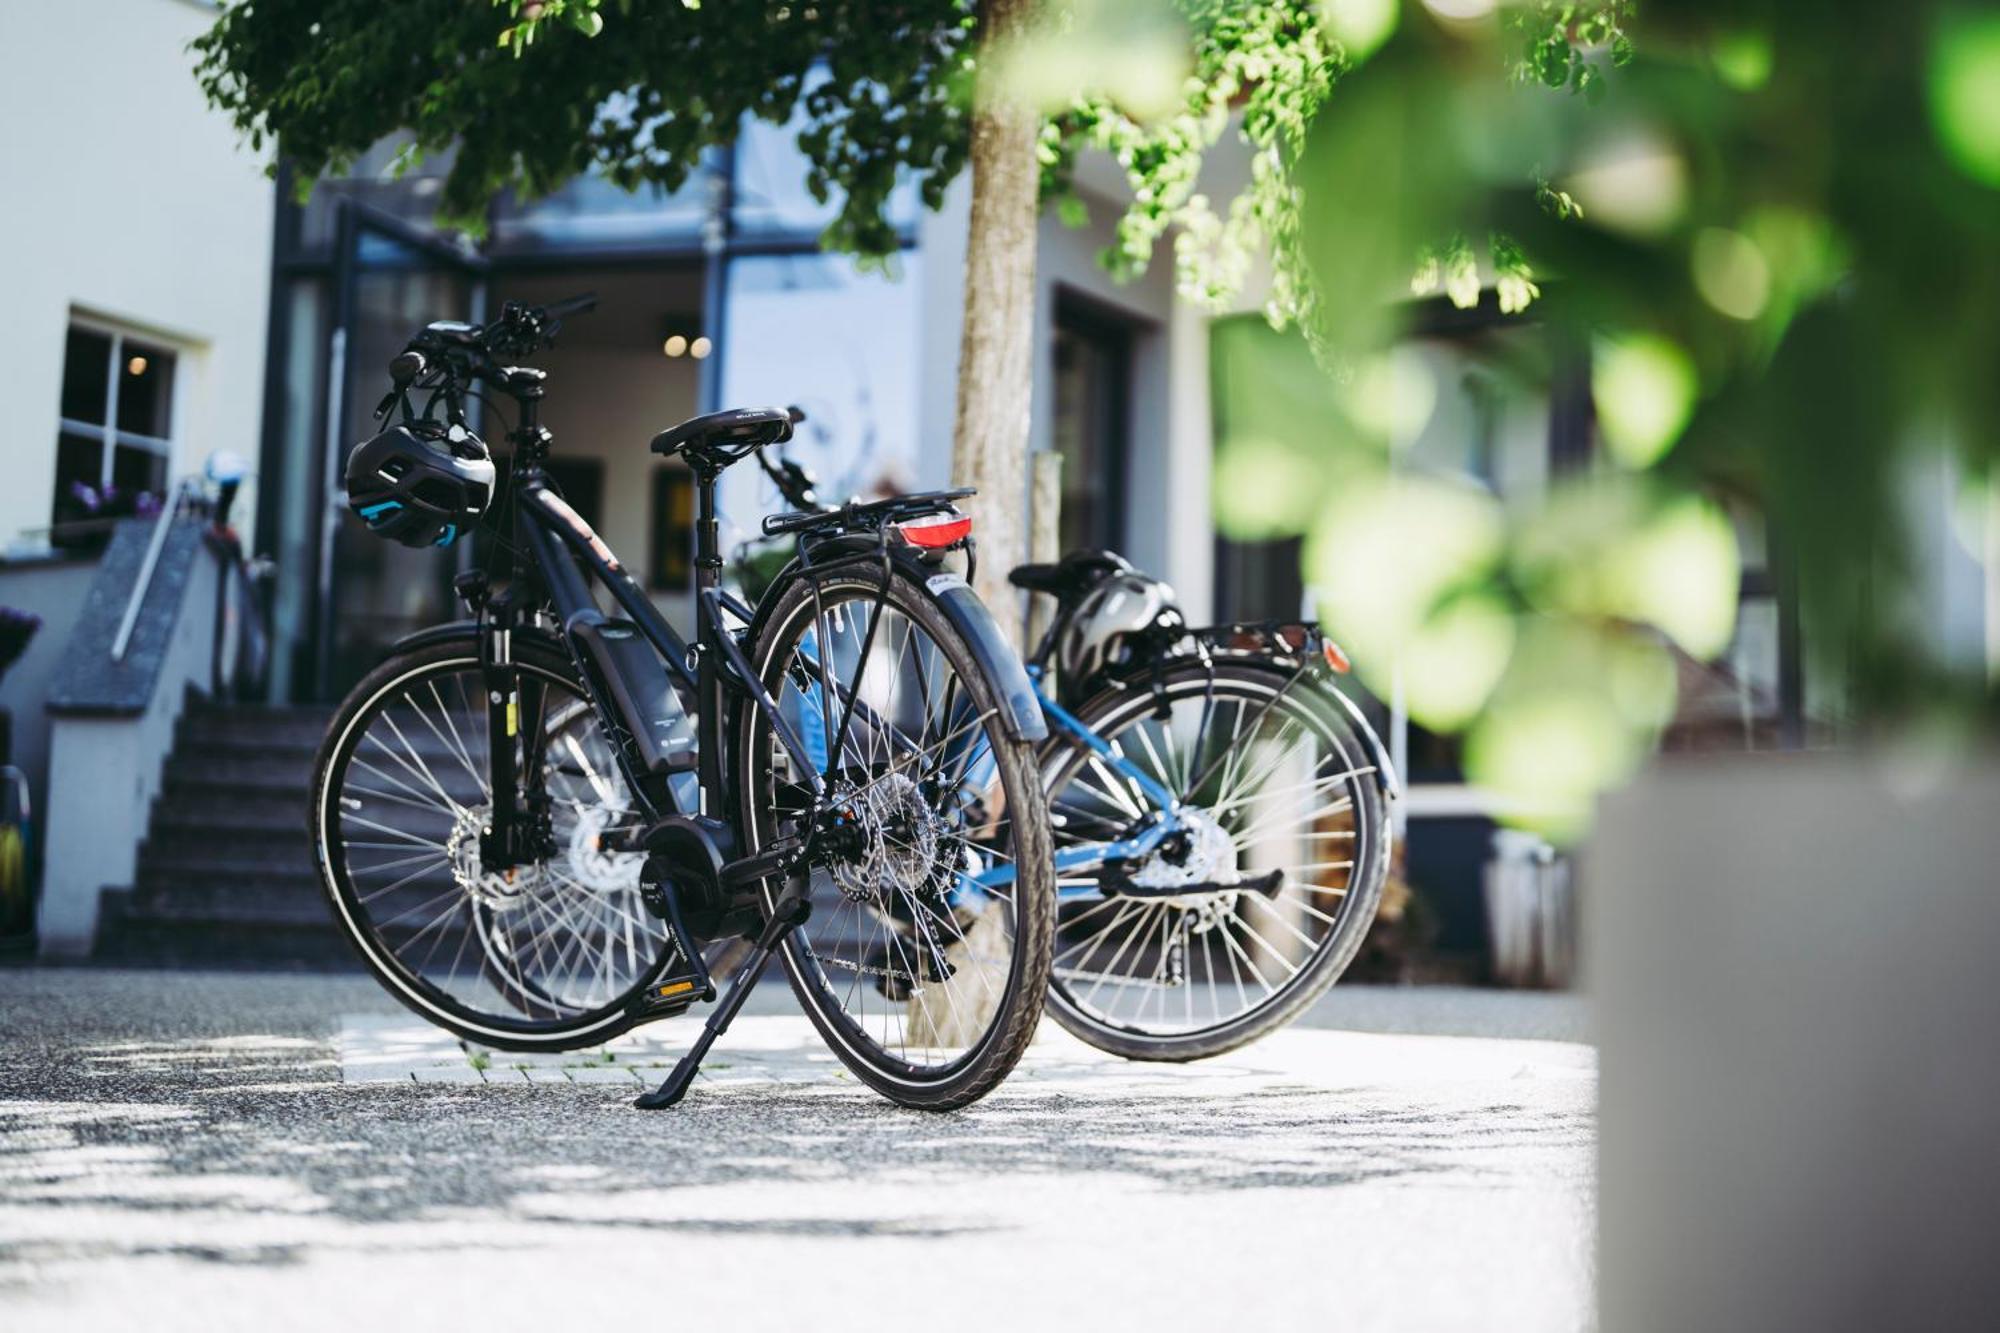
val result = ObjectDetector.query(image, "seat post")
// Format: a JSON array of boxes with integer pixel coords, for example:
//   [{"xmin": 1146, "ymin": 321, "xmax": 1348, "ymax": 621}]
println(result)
[
  {"xmin": 688, "ymin": 462, "xmax": 728, "ymax": 812},
  {"xmin": 692, "ymin": 466, "xmax": 723, "ymax": 593}
]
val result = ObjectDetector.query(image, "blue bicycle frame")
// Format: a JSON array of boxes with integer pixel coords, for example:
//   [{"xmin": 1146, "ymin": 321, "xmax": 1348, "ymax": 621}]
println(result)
[{"xmin": 794, "ymin": 658, "xmax": 1184, "ymax": 905}]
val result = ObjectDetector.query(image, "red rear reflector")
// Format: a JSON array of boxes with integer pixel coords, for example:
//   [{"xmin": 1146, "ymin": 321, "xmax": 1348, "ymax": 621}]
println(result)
[
  {"xmin": 1321, "ymin": 638, "xmax": 1351, "ymax": 673},
  {"xmin": 893, "ymin": 512, "xmax": 973, "ymax": 548}
]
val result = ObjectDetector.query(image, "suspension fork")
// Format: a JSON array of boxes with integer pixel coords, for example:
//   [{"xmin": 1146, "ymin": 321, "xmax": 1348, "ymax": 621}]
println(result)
[{"xmin": 480, "ymin": 580, "xmax": 552, "ymax": 872}]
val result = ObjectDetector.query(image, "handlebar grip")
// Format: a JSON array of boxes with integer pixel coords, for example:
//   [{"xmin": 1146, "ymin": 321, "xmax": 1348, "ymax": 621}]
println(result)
[{"xmin": 544, "ymin": 292, "xmax": 598, "ymax": 319}]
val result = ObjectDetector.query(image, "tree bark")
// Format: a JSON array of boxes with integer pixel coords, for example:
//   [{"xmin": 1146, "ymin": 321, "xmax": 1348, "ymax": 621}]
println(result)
[{"xmin": 951, "ymin": 0, "xmax": 1041, "ymax": 645}]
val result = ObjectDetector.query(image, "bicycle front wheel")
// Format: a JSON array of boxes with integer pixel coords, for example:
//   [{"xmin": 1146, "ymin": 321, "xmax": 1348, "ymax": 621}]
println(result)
[
  {"xmin": 1041, "ymin": 658, "xmax": 1390, "ymax": 1061},
  {"xmin": 311, "ymin": 637, "xmax": 679, "ymax": 1051},
  {"xmin": 737, "ymin": 565, "xmax": 1054, "ymax": 1110}
]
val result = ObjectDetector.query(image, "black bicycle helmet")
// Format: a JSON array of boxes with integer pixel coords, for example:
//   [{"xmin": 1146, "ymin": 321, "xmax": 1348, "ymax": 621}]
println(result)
[{"xmin": 345, "ymin": 422, "xmax": 495, "ymax": 548}]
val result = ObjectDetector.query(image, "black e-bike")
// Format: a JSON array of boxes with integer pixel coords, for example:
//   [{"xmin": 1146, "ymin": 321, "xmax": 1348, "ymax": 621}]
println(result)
[{"xmin": 311, "ymin": 297, "xmax": 1055, "ymax": 1110}]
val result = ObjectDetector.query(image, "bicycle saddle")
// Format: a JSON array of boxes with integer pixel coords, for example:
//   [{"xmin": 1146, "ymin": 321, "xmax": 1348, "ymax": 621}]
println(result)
[
  {"xmin": 650, "ymin": 406, "xmax": 793, "ymax": 466},
  {"xmin": 1008, "ymin": 549, "xmax": 1134, "ymax": 601}
]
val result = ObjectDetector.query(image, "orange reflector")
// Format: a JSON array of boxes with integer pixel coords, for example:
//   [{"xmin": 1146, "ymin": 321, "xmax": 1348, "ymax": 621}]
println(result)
[
  {"xmin": 892, "ymin": 512, "xmax": 973, "ymax": 548},
  {"xmin": 655, "ymin": 980, "xmax": 697, "ymax": 998},
  {"xmin": 1321, "ymin": 638, "xmax": 1351, "ymax": 673}
]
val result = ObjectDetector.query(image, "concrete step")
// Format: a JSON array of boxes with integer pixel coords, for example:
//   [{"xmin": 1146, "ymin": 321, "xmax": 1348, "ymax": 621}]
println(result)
[
  {"xmin": 152, "ymin": 790, "xmax": 311, "ymax": 835},
  {"xmin": 139, "ymin": 843, "xmax": 323, "ymax": 878},
  {"xmin": 179, "ymin": 705, "xmax": 336, "ymax": 749},
  {"xmin": 162, "ymin": 752, "xmax": 315, "ymax": 788},
  {"xmin": 94, "ymin": 888, "xmax": 358, "ymax": 970},
  {"xmin": 124, "ymin": 879, "xmax": 333, "ymax": 923}
]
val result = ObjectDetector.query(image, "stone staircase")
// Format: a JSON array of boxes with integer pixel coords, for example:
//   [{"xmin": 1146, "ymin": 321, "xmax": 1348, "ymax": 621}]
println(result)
[{"xmin": 94, "ymin": 700, "xmax": 353, "ymax": 967}]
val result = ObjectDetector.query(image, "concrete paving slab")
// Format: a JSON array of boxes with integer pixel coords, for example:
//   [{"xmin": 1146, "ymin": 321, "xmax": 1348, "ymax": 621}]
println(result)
[{"xmin": 0, "ymin": 968, "xmax": 1595, "ymax": 1332}]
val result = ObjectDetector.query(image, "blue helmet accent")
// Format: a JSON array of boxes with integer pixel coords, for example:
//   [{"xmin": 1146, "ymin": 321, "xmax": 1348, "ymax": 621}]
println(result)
[
  {"xmin": 358, "ymin": 499, "xmax": 403, "ymax": 522},
  {"xmin": 433, "ymin": 523, "xmax": 458, "ymax": 547}
]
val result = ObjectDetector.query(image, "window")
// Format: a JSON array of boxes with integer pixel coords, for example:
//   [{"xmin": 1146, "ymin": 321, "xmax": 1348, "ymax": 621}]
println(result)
[
  {"xmin": 53, "ymin": 321, "xmax": 177, "ymax": 542},
  {"xmin": 543, "ymin": 457, "xmax": 605, "ymax": 533},
  {"xmin": 650, "ymin": 467, "xmax": 695, "ymax": 591}
]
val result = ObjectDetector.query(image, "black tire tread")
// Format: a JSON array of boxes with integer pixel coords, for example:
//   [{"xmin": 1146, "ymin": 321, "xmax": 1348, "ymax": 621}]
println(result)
[
  {"xmin": 1040, "ymin": 658, "xmax": 1390, "ymax": 1063},
  {"xmin": 739, "ymin": 567, "xmax": 1055, "ymax": 1111}
]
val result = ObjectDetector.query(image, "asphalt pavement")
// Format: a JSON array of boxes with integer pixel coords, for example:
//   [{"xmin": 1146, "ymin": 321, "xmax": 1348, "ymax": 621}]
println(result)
[{"xmin": 0, "ymin": 968, "xmax": 1593, "ymax": 1332}]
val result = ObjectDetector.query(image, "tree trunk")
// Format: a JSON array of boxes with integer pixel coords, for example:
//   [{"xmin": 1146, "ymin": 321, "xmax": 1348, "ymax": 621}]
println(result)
[{"xmin": 951, "ymin": 0, "xmax": 1041, "ymax": 645}]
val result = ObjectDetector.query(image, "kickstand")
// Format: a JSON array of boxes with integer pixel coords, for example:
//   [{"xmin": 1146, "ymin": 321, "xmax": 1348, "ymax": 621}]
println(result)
[{"xmin": 634, "ymin": 885, "xmax": 812, "ymax": 1110}]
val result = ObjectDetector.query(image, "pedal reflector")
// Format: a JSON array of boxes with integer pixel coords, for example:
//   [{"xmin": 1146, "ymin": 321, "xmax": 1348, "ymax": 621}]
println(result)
[{"xmin": 653, "ymin": 979, "xmax": 698, "ymax": 1000}]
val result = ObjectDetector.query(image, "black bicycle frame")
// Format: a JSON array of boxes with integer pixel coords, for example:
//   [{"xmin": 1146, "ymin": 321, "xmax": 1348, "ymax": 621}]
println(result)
[{"xmin": 506, "ymin": 473, "xmax": 821, "ymax": 830}]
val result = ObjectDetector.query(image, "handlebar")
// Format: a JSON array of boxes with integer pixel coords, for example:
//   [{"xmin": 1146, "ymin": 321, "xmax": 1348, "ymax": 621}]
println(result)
[
  {"xmin": 479, "ymin": 291, "xmax": 597, "ymax": 359},
  {"xmin": 380, "ymin": 293, "xmax": 596, "ymax": 422},
  {"xmin": 754, "ymin": 406, "xmax": 831, "ymax": 514}
]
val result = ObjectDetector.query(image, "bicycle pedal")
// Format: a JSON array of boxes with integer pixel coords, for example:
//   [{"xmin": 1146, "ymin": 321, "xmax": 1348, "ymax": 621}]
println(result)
[{"xmin": 628, "ymin": 972, "xmax": 715, "ymax": 1021}]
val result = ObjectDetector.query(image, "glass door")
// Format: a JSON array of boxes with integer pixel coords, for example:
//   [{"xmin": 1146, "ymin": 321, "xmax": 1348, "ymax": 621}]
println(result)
[{"xmin": 314, "ymin": 205, "xmax": 487, "ymax": 695}]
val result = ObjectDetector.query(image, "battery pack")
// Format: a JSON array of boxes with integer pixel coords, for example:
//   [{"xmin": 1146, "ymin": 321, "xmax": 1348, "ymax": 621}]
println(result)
[{"xmin": 563, "ymin": 609, "xmax": 698, "ymax": 779}]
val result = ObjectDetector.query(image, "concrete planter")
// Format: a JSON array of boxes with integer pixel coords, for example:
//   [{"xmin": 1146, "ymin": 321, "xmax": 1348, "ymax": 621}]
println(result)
[{"xmin": 1590, "ymin": 755, "xmax": 2000, "ymax": 1330}]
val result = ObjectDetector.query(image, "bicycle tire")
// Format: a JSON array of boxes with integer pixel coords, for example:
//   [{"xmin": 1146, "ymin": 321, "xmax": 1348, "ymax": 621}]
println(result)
[
  {"xmin": 1039, "ymin": 657, "xmax": 1390, "ymax": 1061},
  {"xmin": 311, "ymin": 637, "xmax": 677, "ymax": 1052},
  {"xmin": 736, "ymin": 564, "xmax": 1055, "ymax": 1110}
]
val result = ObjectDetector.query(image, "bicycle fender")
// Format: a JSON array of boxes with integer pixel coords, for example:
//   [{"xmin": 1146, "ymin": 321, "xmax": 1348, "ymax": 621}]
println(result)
[
  {"xmin": 1101, "ymin": 653, "xmax": 1400, "ymax": 801},
  {"xmin": 1320, "ymin": 679, "xmax": 1401, "ymax": 802},
  {"xmin": 387, "ymin": 619, "xmax": 566, "ymax": 660},
  {"xmin": 904, "ymin": 563, "xmax": 1048, "ymax": 743}
]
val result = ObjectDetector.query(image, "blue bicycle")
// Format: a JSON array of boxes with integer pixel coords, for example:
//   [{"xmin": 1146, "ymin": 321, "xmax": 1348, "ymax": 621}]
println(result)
[{"xmin": 758, "ymin": 454, "xmax": 1397, "ymax": 1062}]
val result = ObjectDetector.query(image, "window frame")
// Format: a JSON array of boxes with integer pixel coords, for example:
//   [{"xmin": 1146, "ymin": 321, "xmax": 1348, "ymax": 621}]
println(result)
[{"xmin": 56, "ymin": 315, "xmax": 179, "ymax": 499}]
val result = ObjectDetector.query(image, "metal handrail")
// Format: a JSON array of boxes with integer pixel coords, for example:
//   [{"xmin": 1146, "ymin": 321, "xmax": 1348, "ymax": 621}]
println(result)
[{"xmin": 109, "ymin": 480, "xmax": 194, "ymax": 664}]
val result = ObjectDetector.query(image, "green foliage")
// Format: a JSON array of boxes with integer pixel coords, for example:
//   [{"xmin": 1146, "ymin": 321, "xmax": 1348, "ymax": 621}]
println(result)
[
  {"xmin": 192, "ymin": 0, "xmax": 978, "ymax": 255},
  {"xmin": 1508, "ymin": 2, "xmax": 1634, "ymax": 99},
  {"xmin": 1031, "ymin": 2, "xmax": 1620, "ymax": 335},
  {"xmin": 1212, "ymin": 1, "xmax": 2000, "ymax": 830},
  {"xmin": 192, "ymin": 0, "xmax": 1610, "ymax": 316}
]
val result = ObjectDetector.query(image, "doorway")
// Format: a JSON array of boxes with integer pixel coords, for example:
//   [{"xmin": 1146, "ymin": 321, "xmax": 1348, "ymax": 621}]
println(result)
[{"xmin": 1051, "ymin": 294, "xmax": 1135, "ymax": 556}]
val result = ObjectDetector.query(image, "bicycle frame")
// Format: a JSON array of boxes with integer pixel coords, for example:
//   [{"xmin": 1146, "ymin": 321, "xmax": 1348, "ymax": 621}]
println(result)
[
  {"xmin": 945, "ymin": 666, "xmax": 1184, "ymax": 902},
  {"xmin": 460, "ymin": 372, "xmax": 830, "ymax": 877},
  {"xmin": 518, "ymin": 481, "xmax": 815, "ymax": 801}
]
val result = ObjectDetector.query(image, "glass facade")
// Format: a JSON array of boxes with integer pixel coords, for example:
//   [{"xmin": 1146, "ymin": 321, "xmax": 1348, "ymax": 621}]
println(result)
[
  {"xmin": 260, "ymin": 124, "xmax": 922, "ymax": 700},
  {"xmin": 718, "ymin": 250, "xmax": 924, "ymax": 516}
]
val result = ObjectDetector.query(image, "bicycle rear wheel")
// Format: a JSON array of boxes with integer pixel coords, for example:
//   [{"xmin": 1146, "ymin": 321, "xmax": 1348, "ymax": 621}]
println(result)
[
  {"xmin": 737, "ymin": 566, "xmax": 1054, "ymax": 1110},
  {"xmin": 311, "ymin": 637, "xmax": 678, "ymax": 1051},
  {"xmin": 1041, "ymin": 658, "xmax": 1390, "ymax": 1061}
]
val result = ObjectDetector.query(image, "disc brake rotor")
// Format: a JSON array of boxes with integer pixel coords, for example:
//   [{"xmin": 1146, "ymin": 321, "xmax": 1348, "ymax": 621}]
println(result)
[
  {"xmin": 828, "ymin": 772, "xmax": 951, "ymax": 906},
  {"xmin": 1126, "ymin": 809, "xmax": 1239, "ymax": 931}
]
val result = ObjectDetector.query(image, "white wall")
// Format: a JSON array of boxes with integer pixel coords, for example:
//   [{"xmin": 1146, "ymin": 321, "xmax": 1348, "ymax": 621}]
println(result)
[
  {"xmin": 0, "ymin": 0, "xmax": 274, "ymax": 553},
  {"xmin": 38, "ymin": 534, "xmax": 221, "ymax": 957}
]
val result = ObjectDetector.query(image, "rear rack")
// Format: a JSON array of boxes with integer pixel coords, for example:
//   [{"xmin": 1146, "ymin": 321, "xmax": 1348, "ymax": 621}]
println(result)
[
  {"xmin": 762, "ymin": 488, "xmax": 975, "ymax": 538},
  {"xmin": 1187, "ymin": 619, "xmax": 1333, "ymax": 666}
]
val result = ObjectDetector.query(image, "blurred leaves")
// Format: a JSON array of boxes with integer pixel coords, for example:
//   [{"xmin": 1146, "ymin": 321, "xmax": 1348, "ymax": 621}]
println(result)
[
  {"xmin": 1591, "ymin": 332, "xmax": 1696, "ymax": 468},
  {"xmin": 1927, "ymin": 11, "xmax": 2000, "ymax": 189},
  {"xmin": 1201, "ymin": 0, "xmax": 2000, "ymax": 831}
]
